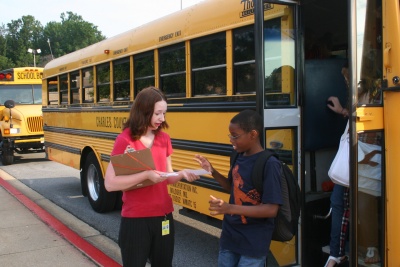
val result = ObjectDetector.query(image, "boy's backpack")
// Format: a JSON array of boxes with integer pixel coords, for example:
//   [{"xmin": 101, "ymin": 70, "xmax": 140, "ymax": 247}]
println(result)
[{"xmin": 229, "ymin": 150, "xmax": 301, "ymax": 242}]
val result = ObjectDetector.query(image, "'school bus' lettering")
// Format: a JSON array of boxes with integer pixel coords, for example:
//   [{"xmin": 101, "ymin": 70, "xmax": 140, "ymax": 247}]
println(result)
[
  {"xmin": 16, "ymin": 71, "xmax": 43, "ymax": 81},
  {"xmin": 41, "ymin": 0, "xmax": 400, "ymax": 265}
]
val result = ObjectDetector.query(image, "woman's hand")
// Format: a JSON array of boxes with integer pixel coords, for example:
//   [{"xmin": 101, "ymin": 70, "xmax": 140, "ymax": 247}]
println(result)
[
  {"xmin": 148, "ymin": 170, "xmax": 168, "ymax": 183},
  {"xmin": 194, "ymin": 154, "xmax": 214, "ymax": 174},
  {"xmin": 327, "ymin": 96, "xmax": 343, "ymax": 113},
  {"xmin": 327, "ymin": 96, "xmax": 348, "ymax": 117},
  {"xmin": 178, "ymin": 170, "xmax": 200, "ymax": 182}
]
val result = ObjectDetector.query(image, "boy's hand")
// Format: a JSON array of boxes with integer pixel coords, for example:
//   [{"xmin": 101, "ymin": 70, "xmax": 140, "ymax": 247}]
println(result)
[
  {"xmin": 209, "ymin": 195, "xmax": 228, "ymax": 215},
  {"xmin": 194, "ymin": 154, "xmax": 214, "ymax": 174}
]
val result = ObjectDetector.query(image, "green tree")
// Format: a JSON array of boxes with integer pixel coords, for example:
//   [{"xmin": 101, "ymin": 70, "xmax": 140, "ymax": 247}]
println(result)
[
  {"xmin": 0, "ymin": 24, "xmax": 8, "ymax": 57},
  {"xmin": 0, "ymin": 12, "xmax": 105, "ymax": 69},
  {"xmin": 43, "ymin": 12, "xmax": 105, "ymax": 60},
  {"xmin": 4, "ymin": 16, "xmax": 43, "ymax": 67}
]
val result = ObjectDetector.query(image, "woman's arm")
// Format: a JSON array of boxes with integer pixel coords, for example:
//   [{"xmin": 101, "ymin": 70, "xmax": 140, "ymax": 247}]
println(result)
[
  {"xmin": 104, "ymin": 163, "xmax": 165, "ymax": 192},
  {"xmin": 327, "ymin": 96, "xmax": 349, "ymax": 117},
  {"xmin": 166, "ymin": 156, "xmax": 200, "ymax": 184}
]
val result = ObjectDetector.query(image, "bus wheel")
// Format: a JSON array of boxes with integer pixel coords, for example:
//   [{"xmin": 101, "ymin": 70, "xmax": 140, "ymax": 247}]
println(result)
[
  {"xmin": 84, "ymin": 152, "xmax": 116, "ymax": 213},
  {"xmin": 1, "ymin": 144, "xmax": 14, "ymax": 165}
]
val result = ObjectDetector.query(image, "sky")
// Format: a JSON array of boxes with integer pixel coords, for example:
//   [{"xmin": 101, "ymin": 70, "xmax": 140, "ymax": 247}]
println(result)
[{"xmin": 0, "ymin": 0, "xmax": 204, "ymax": 38}]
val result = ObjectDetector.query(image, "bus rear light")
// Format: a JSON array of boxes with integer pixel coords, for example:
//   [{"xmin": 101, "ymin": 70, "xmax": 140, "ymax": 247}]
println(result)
[{"xmin": 4, "ymin": 129, "xmax": 10, "ymax": 134}]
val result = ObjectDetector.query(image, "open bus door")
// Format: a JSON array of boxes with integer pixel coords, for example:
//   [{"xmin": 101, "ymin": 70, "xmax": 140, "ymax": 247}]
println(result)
[
  {"xmin": 255, "ymin": 0, "xmax": 388, "ymax": 266},
  {"xmin": 351, "ymin": 0, "xmax": 400, "ymax": 266},
  {"xmin": 254, "ymin": 1, "xmax": 300, "ymax": 266},
  {"xmin": 350, "ymin": 0, "xmax": 386, "ymax": 266},
  {"xmin": 381, "ymin": 0, "xmax": 400, "ymax": 265}
]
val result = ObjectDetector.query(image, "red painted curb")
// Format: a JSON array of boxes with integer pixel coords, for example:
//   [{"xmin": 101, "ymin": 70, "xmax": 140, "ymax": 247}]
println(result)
[{"xmin": 0, "ymin": 177, "xmax": 121, "ymax": 267}]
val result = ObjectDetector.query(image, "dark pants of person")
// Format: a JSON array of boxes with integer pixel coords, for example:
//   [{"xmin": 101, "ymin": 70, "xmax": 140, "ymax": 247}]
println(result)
[{"xmin": 118, "ymin": 213, "xmax": 175, "ymax": 267}]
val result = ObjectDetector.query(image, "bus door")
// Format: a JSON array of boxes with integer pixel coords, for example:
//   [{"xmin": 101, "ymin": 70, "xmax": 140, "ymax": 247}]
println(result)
[
  {"xmin": 255, "ymin": 1, "xmax": 299, "ymax": 266},
  {"xmin": 380, "ymin": 0, "xmax": 400, "ymax": 265},
  {"xmin": 351, "ymin": 0, "xmax": 386, "ymax": 266}
]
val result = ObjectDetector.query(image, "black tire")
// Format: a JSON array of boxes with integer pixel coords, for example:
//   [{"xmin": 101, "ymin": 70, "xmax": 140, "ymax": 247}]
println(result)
[
  {"xmin": 84, "ymin": 152, "xmax": 116, "ymax": 213},
  {"xmin": 1, "ymin": 146, "xmax": 14, "ymax": 165}
]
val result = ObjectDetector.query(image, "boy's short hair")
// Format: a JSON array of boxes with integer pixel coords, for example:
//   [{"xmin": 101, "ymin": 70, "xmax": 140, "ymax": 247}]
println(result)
[{"xmin": 231, "ymin": 109, "xmax": 263, "ymax": 136}]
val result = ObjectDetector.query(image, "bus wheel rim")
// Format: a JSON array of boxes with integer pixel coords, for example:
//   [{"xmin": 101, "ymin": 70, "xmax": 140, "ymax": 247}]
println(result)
[{"xmin": 87, "ymin": 164, "xmax": 99, "ymax": 201}]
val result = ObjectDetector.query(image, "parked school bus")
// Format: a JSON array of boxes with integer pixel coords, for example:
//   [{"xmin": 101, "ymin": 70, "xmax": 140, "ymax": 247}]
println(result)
[
  {"xmin": 0, "ymin": 67, "xmax": 44, "ymax": 165},
  {"xmin": 41, "ymin": 0, "xmax": 400, "ymax": 265}
]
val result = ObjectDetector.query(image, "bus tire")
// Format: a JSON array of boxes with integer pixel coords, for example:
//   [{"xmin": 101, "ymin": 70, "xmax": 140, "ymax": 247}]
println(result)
[
  {"xmin": 1, "ymin": 146, "xmax": 14, "ymax": 165},
  {"xmin": 84, "ymin": 152, "xmax": 116, "ymax": 213}
]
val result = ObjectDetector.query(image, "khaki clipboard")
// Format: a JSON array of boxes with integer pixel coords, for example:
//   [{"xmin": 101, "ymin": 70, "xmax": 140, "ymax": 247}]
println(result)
[{"xmin": 110, "ymin": 148, "xmax": 155, "ymax": 189}]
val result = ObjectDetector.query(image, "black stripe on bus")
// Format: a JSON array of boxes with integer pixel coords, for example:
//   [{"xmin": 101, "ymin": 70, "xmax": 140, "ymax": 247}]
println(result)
[
  {"xmin": 44, "ymin": 126, "xmax": 118, "ymax": 140},
  {"xmin": 42, "ymin": 96, "xmax": 256, "ymax": 113},
  {"xmin": 45, "ymin": 142, "xmax": 81, "ymax": 155},
  {"xmin": 172, "ymin": 139, "xmax": 233, "ymax": 156},
  {"xmin": 44, "ymin": 126, "xmax": 232, "ymax": 157}
]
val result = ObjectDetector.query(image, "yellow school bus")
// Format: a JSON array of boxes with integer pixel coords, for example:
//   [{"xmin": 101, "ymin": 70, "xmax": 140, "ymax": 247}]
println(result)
[
  {"xmin": 42, "ymin": 0, "xmax": 400, "ymax": 265},
  {"xmin": 0, "ymin": 67, "xmax": 44, "ymax": 165}
]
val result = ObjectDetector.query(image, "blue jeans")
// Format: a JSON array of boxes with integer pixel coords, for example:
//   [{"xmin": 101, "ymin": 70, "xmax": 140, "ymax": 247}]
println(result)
[
  {"xmin": 329, "ymin": 184, "xmax": 346, "ymax": 257},
  {"xmin": 218, "ymin": 249, "xmax": 266, "ymax": 267}
]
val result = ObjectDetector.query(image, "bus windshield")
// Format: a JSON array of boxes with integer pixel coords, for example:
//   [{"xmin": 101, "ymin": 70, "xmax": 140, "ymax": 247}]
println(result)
[{"xmin": 0, "ymin": 84, "xmax": 42, "ymax": 105}]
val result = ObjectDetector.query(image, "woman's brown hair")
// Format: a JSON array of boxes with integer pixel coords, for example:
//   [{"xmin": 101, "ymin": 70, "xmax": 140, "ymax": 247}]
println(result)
[{"xmin": 123, "ymin": 86, "xmax": 169, "ymax": 140}]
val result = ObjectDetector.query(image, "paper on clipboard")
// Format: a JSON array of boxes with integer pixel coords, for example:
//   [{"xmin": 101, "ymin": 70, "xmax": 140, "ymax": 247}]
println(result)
[{"xmin": 110, "ymin": 148, "xmax": 156, "ymax": 189}]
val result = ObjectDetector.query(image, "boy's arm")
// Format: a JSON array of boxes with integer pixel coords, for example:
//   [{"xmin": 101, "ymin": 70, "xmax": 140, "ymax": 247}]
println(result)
[
  {"xmin": 209, "ymin": 195, "xmax": 279, "ymax": 218},
  {"xmin": 194, "ymin": 155, "xmax": 231, "ymax": 192},
  {"xmin": 209, "ymin": 168, "xmax": 231, "ymax": 192}
]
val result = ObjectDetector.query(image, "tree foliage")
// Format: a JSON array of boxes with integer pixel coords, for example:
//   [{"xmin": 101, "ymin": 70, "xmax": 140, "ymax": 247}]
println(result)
[{"xmin": 0, "ymin": 12, "xmax": 106, "ymax": 69}]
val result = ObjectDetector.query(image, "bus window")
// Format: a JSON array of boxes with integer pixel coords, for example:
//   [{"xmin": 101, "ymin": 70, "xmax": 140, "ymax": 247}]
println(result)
[
  {"xmin": 159, "ymin": 43, "xmax": 186, "ymax": 98},
  {"xmin": 191, "ymin": 32, "xmax": 226, "ymax": 96},
  {"xmin": 234, "ymin": 26, "xmax": 255, "ymax": 94},
  {"xmin": 264, "ymin": 16, "xmax": 296, "ymax": 106},
  {"xmin": 134, "ymin": 52, "xmax": 155, "ymax": 94},
  {"xmin": 82, "ymin": 67, "xmax": 94, "ymax": 103},
  {"xmin": 70, "ymin": 71, "xmax": 80, "ymax": 104},
  {"xmin": 3, "ymin": 85, "xmax": 34, "ymax": 104},
  {"xmin": 48, "ymin": 77, "xmax": 58, "ymax": 105},
  {"xmin": 356, "ymin": 0, "xmax": 383, "ymax": 106},
  {"xmin": 33, "ymin": 84, "xmax": 42, "ymax": 104},
  {"xmin": 113, "ymin": 58, "xmax": 130, "ymax": 101},
  {"xmin": 97, "ymin": 63, "xmax": 110, "ymax": 102},
  {"xmin": 266, "ymin": 128, "xmax": 295, "ymax": 165},
  {"xmin": 357, "ymin": 131, "xmax": 383, "ymax": 264},
  {"xmin": 60, "ymin": 74, "xmax": 68, "ymax": 104}
]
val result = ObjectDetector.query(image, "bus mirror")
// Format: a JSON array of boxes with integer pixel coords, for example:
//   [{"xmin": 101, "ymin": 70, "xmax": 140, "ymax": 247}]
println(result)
[{"xmin": 4, "ymin": 100, "xmax": 15, "ymax": 108}]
